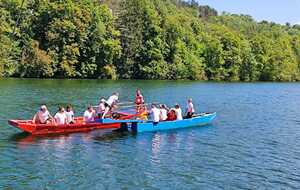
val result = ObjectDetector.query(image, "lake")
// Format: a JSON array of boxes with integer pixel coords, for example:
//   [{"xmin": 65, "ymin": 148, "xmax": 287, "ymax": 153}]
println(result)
[{"xmin": 0, "ymin": 79, "xmax": 300, "ymax": 189}]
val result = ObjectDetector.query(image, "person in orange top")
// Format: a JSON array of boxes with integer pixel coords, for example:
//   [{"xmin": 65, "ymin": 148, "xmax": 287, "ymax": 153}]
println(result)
[{"xmin": 137, "ymin": 105, "xmax": 148, "ymax": 121}]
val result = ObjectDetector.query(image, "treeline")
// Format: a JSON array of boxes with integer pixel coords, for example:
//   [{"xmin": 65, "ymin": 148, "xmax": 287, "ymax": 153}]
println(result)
[{"xmin": 1, "ymin": 0, "xmax": 300, "ymax": 81}]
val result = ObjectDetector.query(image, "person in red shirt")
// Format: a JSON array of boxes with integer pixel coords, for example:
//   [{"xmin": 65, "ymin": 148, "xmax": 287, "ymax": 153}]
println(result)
[
  {"xmin": 135, "ymin": 89, "xmax": 145, "ymax": 112},
  {"xmin": 135, "ymin": 89, "xmax": 144, "ymax": 104},
  {"xmin": 167, "ymin": 109, "xmax": 177, "ymax": 121}
]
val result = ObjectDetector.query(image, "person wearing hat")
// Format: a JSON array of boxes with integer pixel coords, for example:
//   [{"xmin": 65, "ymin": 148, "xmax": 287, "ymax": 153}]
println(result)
[
  {"xmin": 97, "ymin": 97, "xmax": 106, "ymax": 118},
  {"xmin": 32, "ymin": 105, "xmax": 54, "ymax": 124}
]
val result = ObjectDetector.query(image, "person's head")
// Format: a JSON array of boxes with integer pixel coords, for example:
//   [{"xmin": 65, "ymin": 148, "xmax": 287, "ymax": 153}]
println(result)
[
  {"xmin": 58, "ymin": 106, "xmax": 65, "ymax": 113},
  {"xmin": 100, "ymin": 97, "xmax": 106, "ymax": 103},
  {"xmin": 66, "ymin": 105, "xmax": 72, "ymax": 112},
  {"xmin": 143, "ymin": 105, "xmax": 148, "ymax": 111},
  {"xmin": 136, "ymin": 89, "xmax": 141, "ymax": 96},
  {"xmin": 151, "ymin": 103, "xmax": 157, "ymax": 108},
  {"xmin": 188, "ymin": 98, "xmax": 192, "ymax": 103},
  {"xmin": 87, "ymin": 105, "xmax": 93, "ymax": 112},
  {"xmin": 175, "ymin": 104, "xmax": 180, "ymax": 109},
  {"xmin": 40, "ymin": 105, "xmax": 47, "ymax": 112},
  {"xmin": 160, "ymin": 104, "xmax": 166, "ymax": 109},
  {"xmin": 113, "ymin": 92, "xmax": 119, "ymax": 97}
]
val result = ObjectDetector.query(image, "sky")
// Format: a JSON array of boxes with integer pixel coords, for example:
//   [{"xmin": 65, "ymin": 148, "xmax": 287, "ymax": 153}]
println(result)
[{"xmin": 197, "ymin": 0, "xmax": 300, "ymax": 25}]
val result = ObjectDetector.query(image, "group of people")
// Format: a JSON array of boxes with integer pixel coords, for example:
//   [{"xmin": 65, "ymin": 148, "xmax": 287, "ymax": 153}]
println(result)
[
  {"xmin": 32, "ymin": 92, "xmax": 120, "ymax": 125},
  {"xmin": 150, "ymin": 98, "xmax": 195, "ymax": 124},
  {"xmin": 32, "ymin": 89, "xmax": 195, "ymax": 125},
  {"xmin": 84, "ymin": 92, "xmax": 119, "ymax": 122},
  {"xmin": 32, "ymin": 105, "xmax": 74, "ymax": 125}
]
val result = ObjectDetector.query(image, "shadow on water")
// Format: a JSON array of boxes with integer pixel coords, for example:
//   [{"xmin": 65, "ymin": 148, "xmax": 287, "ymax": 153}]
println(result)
[
  {"xmin": 7, "ymin": 129, "xmax": 135, "ymax": 146},
  {"xmin": 8, "ymin": 132, "xmax": 74, "ymax": 144},
  {"xmin": 7, "ymin": 124, "xmax": 216, "ymax": 147},
  {"xmin": 92, "ymin": 131, "xmax": 136, "ymax": 142}
]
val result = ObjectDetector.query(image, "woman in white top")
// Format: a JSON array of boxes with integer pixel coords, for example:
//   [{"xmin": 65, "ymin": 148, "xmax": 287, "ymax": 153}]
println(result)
[
  {"xmin": 66, "ymin": 105, "xmax": 75, "ymax": 124},
  {"xmin": 54, "ymin": 106, "xmax": 67, "ymax": 125},
  {"xmin": 159, "ymin": 104, "xmax": 168, "ymax": 121},
  {"xmin": 32, "ymin": 105, "xmax": 54, "ymax": 124},
  {"xmin": 84, "ymin": 105, "xmax": 96, "ymax": 122},
  {"xmin": 174, "ymin": 104, "xmax": 183, "ymax": 120}
]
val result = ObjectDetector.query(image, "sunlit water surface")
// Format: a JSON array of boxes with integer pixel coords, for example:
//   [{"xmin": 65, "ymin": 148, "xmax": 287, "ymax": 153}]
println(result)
[{"xmin": 0, "ymin": 79, "xmax": 300, "ymax": 189}]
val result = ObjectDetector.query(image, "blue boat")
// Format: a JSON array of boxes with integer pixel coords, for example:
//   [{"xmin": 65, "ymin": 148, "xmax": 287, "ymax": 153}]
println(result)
[{"xmin": 130, "ymin": 112, "xmax": 217, "ymax": 133}]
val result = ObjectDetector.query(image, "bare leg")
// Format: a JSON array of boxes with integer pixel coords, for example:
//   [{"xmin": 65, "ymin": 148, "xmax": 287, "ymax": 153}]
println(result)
[{"xmin": 102, "ymin": 107, "xmax": 110, "ymax": 119}]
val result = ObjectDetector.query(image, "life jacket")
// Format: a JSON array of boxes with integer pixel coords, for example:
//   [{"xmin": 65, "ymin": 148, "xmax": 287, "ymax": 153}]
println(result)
[{"xmin": 135, "ymin": 95, "xmax": 143, "ymax": 104}]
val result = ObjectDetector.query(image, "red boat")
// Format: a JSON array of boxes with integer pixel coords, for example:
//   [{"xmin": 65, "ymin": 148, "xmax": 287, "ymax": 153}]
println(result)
[{"xmin": 8, "ymin": 112, "xmax": 144, "ymax": 135}]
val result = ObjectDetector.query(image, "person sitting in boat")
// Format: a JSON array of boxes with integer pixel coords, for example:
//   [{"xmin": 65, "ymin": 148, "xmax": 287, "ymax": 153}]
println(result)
[
  {"xmin": 136, "ymin": 105, "xmax": 148, "ymax": 121},
  {"xmin": 102, "ymin": 92, "xmax": 119, "ymax": 119},
  {"xmin": 174, "ymin": 104, "xmax": 183, "ymax": 120},
  {"xmin": 54, "ymin": 106, "xmax": 67, "ymax": 125},
  {"xmin": 84, "ymin": 105, "xmax": 96, "ymax": 122},
  {"xmin": 32, "ymin": 105, "xmax": 54, "ymax": 124},
  {"xmin": 66, "ymin": 105, "xmax": 75, "ymax": 124},
  {"xmin": 185, "ymin": 98, "xmax": 195, "ymax": 119},
  {"xmin": 159, "ymin": 104, "xmax": 168, "ymax": 121},
  {"xmin": 150, "ymin": 103, "xmax": 160, "ymax": 124},
  {"xmin": 167, "ymin": 109, "xmax": 177, "ymax": 121},
  {"xmin": 97, "ymin": 98, "xmax": 106, "ymax": 118}
]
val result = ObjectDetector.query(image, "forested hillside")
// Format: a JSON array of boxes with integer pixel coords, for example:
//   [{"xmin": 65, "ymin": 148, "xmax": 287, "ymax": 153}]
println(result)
[{"xmin": 1, "ymin": 0, "xmax": 300, "ymax": 81}]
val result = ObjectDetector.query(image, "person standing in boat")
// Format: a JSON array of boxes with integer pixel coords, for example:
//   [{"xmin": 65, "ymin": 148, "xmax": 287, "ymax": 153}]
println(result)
[
  {"xmin": 54, "ymin": 106, "xmax": 67, "ymax": 125},
  {"xmin": 102, "ymin": 92, "xmax": 119, "ymax": 119},
  {"xmin": 135, "ymin": 89, "xmax": 145, "ymax": 112},
  {"xmin": 66, "ymin": 105, "xmax": 75, "ymax": 124},
  {"xmin": 174, "ymin": 104, "xmax": 183, "ymax": 120},
  {"xmin": 32, "ymin": 105, "xmax": 54, "ymax": 124},
  {"xmin": 84, "ymin": 105, "xmax": 96, "ymax": 122},
  {"xmin": 186, "ymin": 98, "xmax": 195, "ymax": 118},
  {"xmin": 150, "ymin": 103, "xmax": 160, "ymax": 124}
]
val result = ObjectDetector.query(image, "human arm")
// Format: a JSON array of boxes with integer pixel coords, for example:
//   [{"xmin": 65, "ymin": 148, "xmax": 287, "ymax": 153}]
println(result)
[{"xmin": 32, "ymin": 113, "xmax": 37, "ymax": 123}]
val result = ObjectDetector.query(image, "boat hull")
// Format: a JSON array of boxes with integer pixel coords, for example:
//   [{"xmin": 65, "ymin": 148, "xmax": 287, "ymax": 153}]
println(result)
[
  {"xmin": 132, "ymin": 112, "xmax": 216, "ymax": 133},
  {"xmin": 8, "ymin": 117, "xmax": 121, "ymax": 135}
]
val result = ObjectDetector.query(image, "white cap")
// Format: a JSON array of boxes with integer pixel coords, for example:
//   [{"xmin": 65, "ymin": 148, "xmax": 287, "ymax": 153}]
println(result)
[
  {"xmin": 40, "ymin": 105, "xmax": 47, "ymax": 110},
  {"xmin": 100, "ymin": 98, "xmax": 106, "ymax": 102}
]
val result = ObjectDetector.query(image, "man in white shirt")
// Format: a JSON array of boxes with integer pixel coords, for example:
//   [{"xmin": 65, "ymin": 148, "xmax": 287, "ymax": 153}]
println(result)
[
  {"xmin": 174, "ymin": 104, "xmax": 183, "ymax": 120},
  {"xmin": 54, "ymin": 106, "xmax": 67, "ymax": 125},
  {"xmin": 151, "ymin": 104, "xmax": 161, "ymax": 124},
  {"xmin": 102, "ymin": 92, "xmax": 119, "ymax": 119},
  {"xmin": 186, "ymin": 98, "xmax": 195, "ymax": 118},
  {"xmin": 32, "ymin": 105, "xmax": 53, "ymax": 124},
  {"xmin": 84, "ymin": 105, "xmax": 96, "ymax": 122}
]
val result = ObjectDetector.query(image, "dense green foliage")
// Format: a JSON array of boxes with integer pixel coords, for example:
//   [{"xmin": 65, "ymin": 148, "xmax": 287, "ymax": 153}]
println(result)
[{"xmin": 1, "ymin": 0, "xmax": 300, "ymax": 81}]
